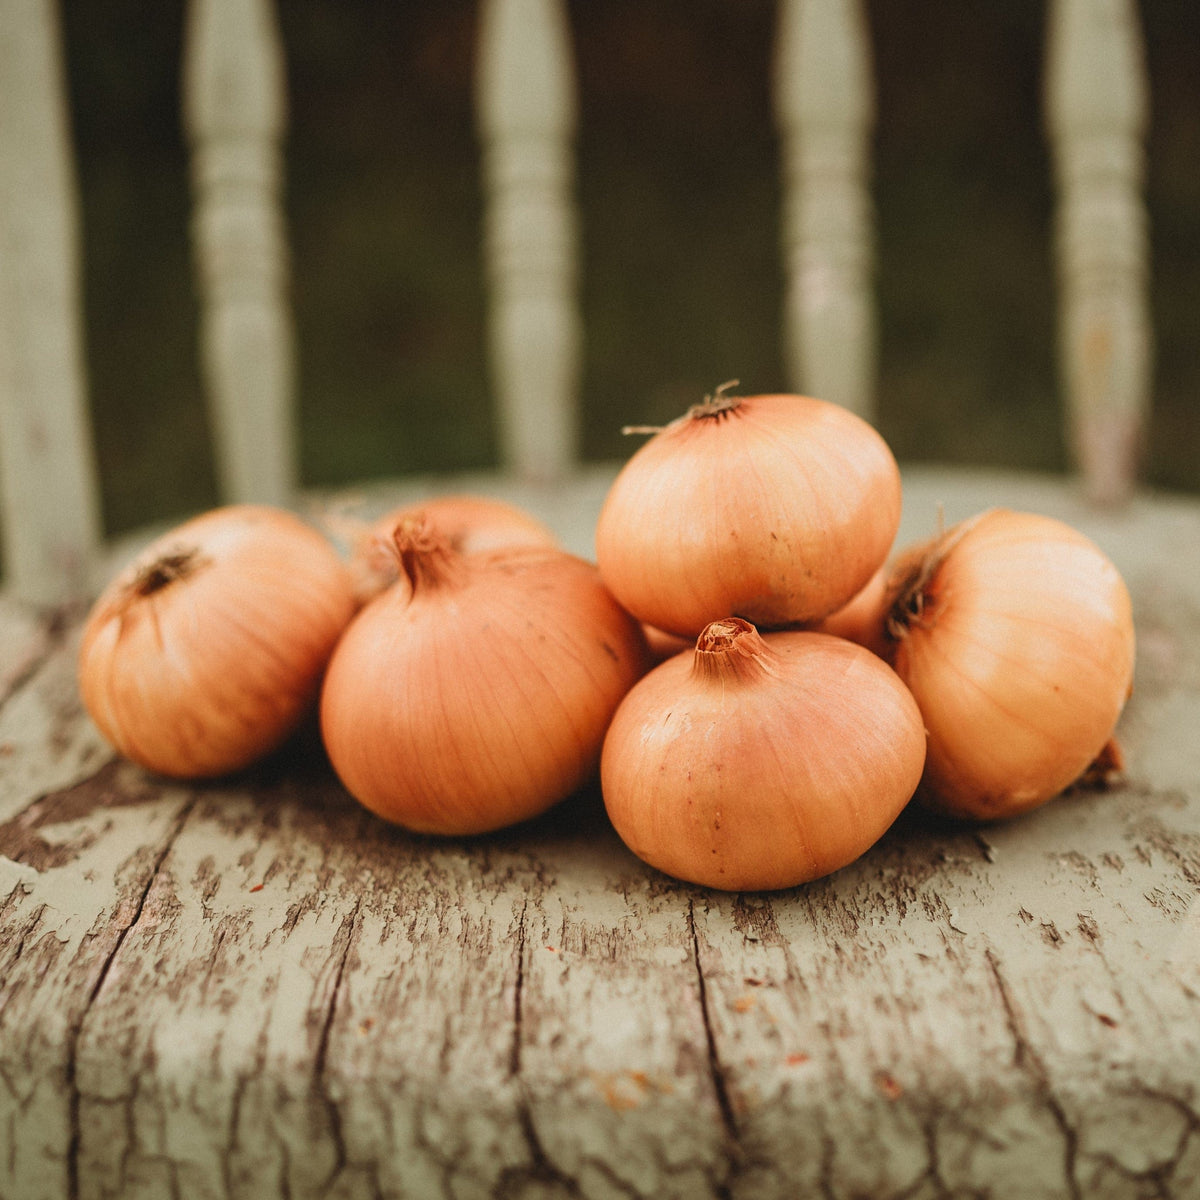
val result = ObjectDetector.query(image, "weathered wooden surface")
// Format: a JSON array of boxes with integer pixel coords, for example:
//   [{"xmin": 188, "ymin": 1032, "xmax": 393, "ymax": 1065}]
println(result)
[{"xmin": 2, "ymin": 465, "xmax": 1199, "ymax": 1200}]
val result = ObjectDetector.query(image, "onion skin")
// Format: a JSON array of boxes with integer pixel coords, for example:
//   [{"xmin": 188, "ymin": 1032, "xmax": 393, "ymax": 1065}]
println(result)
[
  {"xmin": 641, "ymin": 623, "xmax": 693, "ymax": 665},
  {"xmin": 809, "ymin": 562, "xmax": 892, "ymax": 659},
  {"xmin": 321, "ymin": 525, "xmax": 650, "ymax": 836},
  {"xmin": 601, "ymin": 620, "xmax": 927, "ymax": 891},
  {"xmin": 79, "ymin": 505, "xmax": 357, "ymax": 779},
  {"xmin": 884, "ymin": 509, "xmax": 1136, "ymax": 820},
  {"xmin": 595, "ymin": 392, "xmax": 902, "ymax": 636},
  {"xmin": 351, "ymin": 494, "xmax": 558, "ymax": 602}
]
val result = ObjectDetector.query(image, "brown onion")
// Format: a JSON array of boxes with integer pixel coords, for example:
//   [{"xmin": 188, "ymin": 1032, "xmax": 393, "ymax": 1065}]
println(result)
[
  {"xmin": 641, "ymin": 623, "xmax": 693, "ymax": 665},
  {"xmin": 321, "ymin": 518, "xmax": 649, "ymax": 835},
  {"xmin": 601, "ymin": 619, "xmax": 927, "ymax": 891},
  {"xmin": 595, "ymin": 389, "xmax": 902, "ymax": 636},
  {"xmin": 809, "ymin": 562, "xmax": 892, "ymax": 659},
  {"xmin": 880, "ymin": 509, "xmax": 1136, "ymax": 819},
  {"xmin": 79, "ymin": 505, "xmax": 357, "ymax": 778}
]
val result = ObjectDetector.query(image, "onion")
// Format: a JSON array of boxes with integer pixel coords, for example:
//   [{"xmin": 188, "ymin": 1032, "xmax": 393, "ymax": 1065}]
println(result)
[
  {"xmin": 641, "ymin": 623, "xmax": 693, "ymax": 665},
  {"xmin": 809, "ymin": 562, "xmax": 892, "ymax": 659},
  {"xmin": 600, "ymin": 619, "xmax": 927, "ymax": 891},
  {"xmin": 350, "ymin": 493, "xmax": 558, "ymax": 602},
  {"xmin": 880, "ymin": 508, "xmax": 1136, "ymax": 820},
  {"xmin": 79, "ymin": 505, "xmax": 357, "ymax": 779},
  {"xmin": 595, "ymin": 389, "xmax": 902, "ymax": 636},
  {"xmin": 321, "ymin": 517, "xmax": 650, "ymax": 835}
]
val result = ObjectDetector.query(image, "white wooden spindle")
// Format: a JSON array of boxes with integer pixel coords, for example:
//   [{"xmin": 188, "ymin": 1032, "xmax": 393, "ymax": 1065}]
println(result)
[
  {"xmin": 183, "ymin": 0, "xmax": 294, "ymax": 507},
  {"xmin": 1046, "ymin": 0, "xmax": 1151, "ymax": 504},
  {"xmin": 0, "ymin": 0, "xmax": 101, "ymax": 605},
  {"xmin": 774, "ymin": 0, "xmax": 876, "ymax": 421},
  {"xmin": 476, "ymin": 0, "xmax": 580, "ymax": 480}
]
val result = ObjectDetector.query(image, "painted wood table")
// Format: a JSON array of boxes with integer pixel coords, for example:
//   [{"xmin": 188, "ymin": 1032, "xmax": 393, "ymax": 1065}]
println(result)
[{"xmin": 2, "ymin": 466, "xmax": 1199, "ymax": 1200}]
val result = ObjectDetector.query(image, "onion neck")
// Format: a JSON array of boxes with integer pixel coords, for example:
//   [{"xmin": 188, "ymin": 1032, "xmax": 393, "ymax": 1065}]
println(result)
[
  {"xmin": 883, "ymin": 511, "xmax": 986, "ymax": 644},
  {"xmin": 390, "ymin": 515, "xmax": 466, "ymax": 593},
  {"xmin": 132, "ymin": 548, "xmax": 203, "ymax": 596},
  {"xmin": 685, "ymin": 380, "xmax": 743, "ymax": 423},
  {"xmin": 622, "ymin": 381, "xmax": 743, "ymax": 436},
  {"xmin": 107, "ymin": 545, "xmax": 206, "ymax": 624},
  {"xmin": 884, "ymin": 541, "xmax": 942, "ymax": 643},
  {"xmin": 691, "ymin": 617, "xmax": 776, "ymax": 686}
]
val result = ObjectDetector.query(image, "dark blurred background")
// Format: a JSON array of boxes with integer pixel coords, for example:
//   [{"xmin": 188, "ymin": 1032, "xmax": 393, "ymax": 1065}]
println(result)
[{"xmin": 63, "ymin": 1, "xmax": 1200, "ymax": 537}]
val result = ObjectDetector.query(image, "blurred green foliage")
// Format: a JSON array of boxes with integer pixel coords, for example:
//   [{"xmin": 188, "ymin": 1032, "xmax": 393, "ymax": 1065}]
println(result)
[{"xmin": 61, "ymin": 1, "xmax": 1199, "ymax": 536}]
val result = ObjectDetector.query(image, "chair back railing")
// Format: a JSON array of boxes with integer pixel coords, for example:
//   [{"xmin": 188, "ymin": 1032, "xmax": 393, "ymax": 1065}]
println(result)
[
  {"xmin": 0, "ymin": 0, "xmax": 101, "ymax": 605},
  {"xmin": 183, "ymin": 0, "xmax": 295, "ymax": 510},
  {"xmin": 0, "ymin": 0, "xmax": 1153, "ymax": 606}
]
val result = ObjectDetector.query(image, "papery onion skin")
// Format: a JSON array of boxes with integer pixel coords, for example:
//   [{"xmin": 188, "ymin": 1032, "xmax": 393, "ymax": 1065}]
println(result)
[
  {"xmin": 595, "ymin": 392, "xmax": 902, "ymax": 636},
  {"xmin": 321, "ymin": 526, "xmax": 650, "ymax": 836},
  {"xmin": 600, "ymin": 620, "xmax": 927, "ymax": 891},
  {"xmin": 885, "ymin": 509, "xmax": 1136, "ymax": 820},
  {"xmin": 350, "ymin": 493, "xmax": 558, "ymax": 602},
  {"xmin": 79, "ymin": 505, "xmax": 357, "ymax": 779}
]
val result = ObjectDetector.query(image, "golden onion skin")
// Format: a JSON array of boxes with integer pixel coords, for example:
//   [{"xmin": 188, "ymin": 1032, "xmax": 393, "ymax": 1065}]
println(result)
[
  {"xmin": 595, "ymin": 393, "xmax": 902, "ymax": 637},
  {"xmin": 322, "ymin": 536, "xmax": 649, "ymax": 836},
  {"xmin": 601, "ymin": 622, "xmax": 927, "ymax": 891},
  {"xmin": 79, "ymin": 505, "xmax": 357, "ymax": 779},
  {"xmin": 888, "ymin": 509, "xmax": 1136, "ymax": 820}
]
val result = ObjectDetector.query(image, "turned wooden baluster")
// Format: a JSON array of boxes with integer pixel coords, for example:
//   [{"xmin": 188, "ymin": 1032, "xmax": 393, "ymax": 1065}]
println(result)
[
  {"xmin": 476, "ymin": 0, "xmax": 580, "ymax": 480},
  {"xmin": 0, "ymin": 0, "xmax": 101, "ymax": 604},
  {"xmin": 774, "ymin": 0, "xmax": 877, "ymax": 422},
  {"xmin": 183, "ymin": 0, "xmax": 294, "ymax": 506},
  {"xmin": 1046, "ymin": 0, "xmax": 1151, "ymax": 504}
]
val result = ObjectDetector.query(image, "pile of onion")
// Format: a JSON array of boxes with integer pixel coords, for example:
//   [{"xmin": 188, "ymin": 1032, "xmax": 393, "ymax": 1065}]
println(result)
[
  {"xmin": 77, "ymin": 417, "xmax": 1140, "ymax": 884},
  {"xmin": 595, "ymin": 388, "xmax": 902, "ymax": 635},
  {"xmin": 320, "ymin": 516, "xmax": 649, "ymax": 835},
  {"xmin": 601, "ymin": 619, "xmax": 927, "ymax": 891},
  {"xmin": 78, "ymin": 505, "xmax": 357, "ymax": 779},
  {"xmin": 818, "ymin": 508, "xmax": 1136, "ymax": 820}
]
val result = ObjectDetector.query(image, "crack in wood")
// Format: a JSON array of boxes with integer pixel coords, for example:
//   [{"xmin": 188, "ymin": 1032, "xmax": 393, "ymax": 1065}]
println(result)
[
  {"xmin": 407, "ymin": 1090, "xmax": 467, "ymax": 1200},
  {"xmin": 1079, "ymin": 1084, "xmax": 1200, "ymax": 1193},
  {"xmin": 64, "ymin": 792, "xmax": 198, "ymax": 1200},
  {"xmin": 816, "ymin": 1122, "xmax": 838, "ymax": 1200},
  {"xmin": 985, "ymin": 947, "xmax": 1083, "ymax": 1200},
  {"xmin": 221, "ymin": 1068, "xmax": 250, "ymax": 1200},
  {"xmin": 0, "ymin": 909, "xmax": 40, "ymax": 1020},
  {"xmin": 579, "ymin": 1156, "xmax": 645, "ymax": 1199},
  {"xmin": 497, "ymin": 897, "xmax": 589, "ymax": 1198},
  {"xmin": 276, "ymin": 1135, "xmax": 293, "ymax": 1200},
  {"xmin": 912, "ymin": 1114, "xmax": 953, "ymax": 1200},
  {"xmin": 314, "ymin": 898, "xmax": 361, "ymax": 1193},
  {"xmin": 686, "ymin": 902, "xmax": 739, "ymax": 1171},
  {"xmin": 510, "ymin": 1101, "xmax": 583, "ymax": 1198},
  {"xmin": 509, "ymin": 898, "xmax": 528, "ymax": 1080}
]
